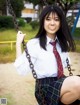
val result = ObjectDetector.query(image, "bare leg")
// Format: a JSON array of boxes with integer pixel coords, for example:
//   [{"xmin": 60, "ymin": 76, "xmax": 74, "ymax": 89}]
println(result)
[{"xmin": 60, "ymin": 76, "xmax": 80, "ymax": 104}]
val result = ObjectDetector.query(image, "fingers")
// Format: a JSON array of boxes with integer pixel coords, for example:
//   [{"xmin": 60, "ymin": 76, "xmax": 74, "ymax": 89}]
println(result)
[
  {"xmin": 17, "ymin": 31, "xmax": 26, "ymax": 36},
  {"xmin": 17, "ymin": 31, "xmax": 26, "ymax": 44}
]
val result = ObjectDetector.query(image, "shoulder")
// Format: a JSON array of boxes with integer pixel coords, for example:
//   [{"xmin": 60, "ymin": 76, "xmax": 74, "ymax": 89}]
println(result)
[
  {"xmin": 27, "ymin": 38, "xmax": 39, "ymax": 46},
  {"xmin": 26, "ymin": 38, "xmax": 39, "ymax": 50}
]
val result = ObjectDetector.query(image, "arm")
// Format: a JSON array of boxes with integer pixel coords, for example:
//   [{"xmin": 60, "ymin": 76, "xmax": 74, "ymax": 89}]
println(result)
[
  {"xmin": 14, "ymin": 31, "xmax": 31, "ymax": 75},
  {"xmin": 16, "ymin": 31, "xmax": 26, "ymax": 58},
  {"xmin": 14, "ymin": 34, "xmax": 37, "ymax": 76}
]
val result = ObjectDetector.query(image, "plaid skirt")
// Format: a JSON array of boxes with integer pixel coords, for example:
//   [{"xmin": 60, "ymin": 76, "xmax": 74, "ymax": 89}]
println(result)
[{"xmin": 35, "ymin": 76, "xmax": 66, "ymax": 105}]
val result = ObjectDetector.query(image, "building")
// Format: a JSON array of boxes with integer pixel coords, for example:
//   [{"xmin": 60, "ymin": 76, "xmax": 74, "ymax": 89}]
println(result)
[{"xmin": 21, "ymin": 2, "xmax": 38, "ymax": 21}]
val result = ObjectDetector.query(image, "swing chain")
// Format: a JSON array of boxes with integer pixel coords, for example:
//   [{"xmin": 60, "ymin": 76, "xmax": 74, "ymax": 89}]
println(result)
[
  {"xmin": 25, "ymin": 47, "xmax": 37, "ymax": 79},
  {"xmin": 6, "ymin": 0, "xmax": 37, "ymax": 79},
  {"xmin": 66, "ymin": 58, "xmax": 73, "ymax": 76},
  {"xmin": 6, "ymin": 0, "xmax": 72, "ymax": 78}
]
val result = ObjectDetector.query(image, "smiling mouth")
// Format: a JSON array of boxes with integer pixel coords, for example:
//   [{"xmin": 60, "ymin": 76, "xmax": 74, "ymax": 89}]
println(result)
[
  {"xmin": 49, "ymin": 27, "xmax": 56, "ymax": 30},
  {"xmin": 49, "ymin": 28, "xmax": 56, "ymax": 31}
]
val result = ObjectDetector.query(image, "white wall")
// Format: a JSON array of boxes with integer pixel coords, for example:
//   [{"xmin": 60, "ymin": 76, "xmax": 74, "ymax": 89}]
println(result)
[{"xmin": 21, "ymin": 3, "xmax": 38, "ymax": 21}]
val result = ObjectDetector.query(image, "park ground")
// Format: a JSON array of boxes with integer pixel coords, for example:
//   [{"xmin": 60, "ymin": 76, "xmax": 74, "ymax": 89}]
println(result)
[{"xmin": 0, "ymin": 52, "xmax": 80, "ymax": 105}]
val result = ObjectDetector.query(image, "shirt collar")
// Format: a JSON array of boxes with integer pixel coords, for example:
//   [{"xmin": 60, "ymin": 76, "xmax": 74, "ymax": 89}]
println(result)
[{"xmin": 46, "ymin": 36, "xmax": 58, "ymax": 45}]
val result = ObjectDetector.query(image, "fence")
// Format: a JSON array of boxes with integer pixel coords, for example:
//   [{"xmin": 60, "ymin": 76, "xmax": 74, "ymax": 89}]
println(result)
[{"xmin": 0, "ymin": 40, "xmax": 28, "ymax": 50}]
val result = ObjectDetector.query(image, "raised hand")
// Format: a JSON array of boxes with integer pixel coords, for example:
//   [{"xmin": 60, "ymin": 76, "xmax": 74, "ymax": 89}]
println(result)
[{"xmin": 16, "ymin": 31, "xmax": 26, "ymax": 45}]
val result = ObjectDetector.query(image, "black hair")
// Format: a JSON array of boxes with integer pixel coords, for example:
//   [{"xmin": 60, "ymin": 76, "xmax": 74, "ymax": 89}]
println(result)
[{"xmin": 35, "ymin": 5, "xmax": 76, "ymax": 52}]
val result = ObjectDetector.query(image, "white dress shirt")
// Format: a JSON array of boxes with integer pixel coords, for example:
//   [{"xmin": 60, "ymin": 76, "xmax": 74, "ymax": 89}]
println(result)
[{"xmin": 14, "ymin": 36, "xmax": 70, "ymax": 79}]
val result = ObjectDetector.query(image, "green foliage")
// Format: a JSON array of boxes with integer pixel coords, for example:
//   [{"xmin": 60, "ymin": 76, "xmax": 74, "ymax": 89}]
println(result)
[
  {"xmin": 73, "ymin": 28, "xmax": 80, "ymax": 37},
  {"xmin": 0, "ymin": 0, "xmax": 24, "ymax": 16},
  {"xmin": 0, "ymin": 0, "xmax": 6, "ymax": 15},
  {"xmin": 75, "ymin": 40, "xmax": 80, "ymax": 52},
  {"xmin": 30, "ymin": 20, "xmax": 39, "ymax": 29},
  {"xmin": 0, "ymin": 0, "xmax": 6, "ymax": 9},
  {"xmin": 25, "ymin": 0, "xmax": 80, "ymax": 6},
  {"xmin": 18, "ymin": 18, "xmax": 26, "ymax": 27},
  {"xmin": 0, "ymin": 16, "xmax": 27, "ymax": 29},
  {"xmin": 10, "ymin": 0, "xmax": 24, "ymax": 17},
  {"xmin": 0, "ymin": 16, "xmax": 14, "ymax": 29}
]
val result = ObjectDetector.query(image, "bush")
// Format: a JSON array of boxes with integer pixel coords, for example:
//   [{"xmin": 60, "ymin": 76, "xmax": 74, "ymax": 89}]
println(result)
[
  {"xmin": 30, "ymin": 20, "xmax": 39, "ymax": 29},
  {"xmin": 0, "ymin": 16, "xmax": 14, "ymax": 28},
  {"xmin": 18, "ymin": 18, "xmax": 26, "ymax": 27}
]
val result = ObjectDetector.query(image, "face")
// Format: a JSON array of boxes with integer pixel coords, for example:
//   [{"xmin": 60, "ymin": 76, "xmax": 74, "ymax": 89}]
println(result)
[{"xmin": 44, "ymin": 12, "xmax": 60, "ymax": 39}]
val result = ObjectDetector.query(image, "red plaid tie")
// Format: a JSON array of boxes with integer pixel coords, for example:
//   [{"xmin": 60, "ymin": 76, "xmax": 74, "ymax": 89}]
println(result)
[{"xmin": 50, "ymin": 41, "xmax": 64, "ymax": 78}]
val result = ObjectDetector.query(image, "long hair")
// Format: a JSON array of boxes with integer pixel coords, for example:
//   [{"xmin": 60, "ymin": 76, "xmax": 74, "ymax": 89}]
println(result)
[{"xmin": 35, "ymin": 5, "xmax": 76, "ymax": 52}]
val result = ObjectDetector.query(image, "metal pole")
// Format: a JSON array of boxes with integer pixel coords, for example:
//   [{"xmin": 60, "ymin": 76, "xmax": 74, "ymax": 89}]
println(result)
[{"xmin": 71, "ymin": 8, "xmax": 80, "ymax": 35}]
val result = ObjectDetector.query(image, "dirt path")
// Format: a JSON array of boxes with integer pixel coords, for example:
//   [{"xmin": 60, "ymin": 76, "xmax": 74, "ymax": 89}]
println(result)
[
  {"xmin": 0, "ymin": 52, "xmax": 80, "ymax": 105},
  {"xmin": 0, "ymin": 64, "xmax": 37, "ymax": 105}
]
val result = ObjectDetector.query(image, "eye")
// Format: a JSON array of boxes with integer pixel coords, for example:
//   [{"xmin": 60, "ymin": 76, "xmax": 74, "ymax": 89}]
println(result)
[
  {"xmin": 45, "ymin": 17, "xmax": 51, "ymax": 21},
  {"xmin": 54, "ymin": 17, "xmax": 60, "ymax": 21}
]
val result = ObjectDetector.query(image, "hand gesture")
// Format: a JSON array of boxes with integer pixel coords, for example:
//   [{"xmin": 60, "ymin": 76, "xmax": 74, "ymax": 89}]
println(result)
[{"xmin": 16, "ymin": 31, "xmax": 26, "ymax": 44}]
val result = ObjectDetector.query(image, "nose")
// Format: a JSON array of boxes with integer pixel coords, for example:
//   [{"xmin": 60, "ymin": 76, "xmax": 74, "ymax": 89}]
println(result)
[{"xmin": 51, "ymin": 20, "xmax": 55, "ymax": 25}]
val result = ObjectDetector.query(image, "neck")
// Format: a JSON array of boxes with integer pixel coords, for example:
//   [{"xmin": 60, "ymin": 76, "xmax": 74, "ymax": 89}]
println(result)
[{"xmin": 47, "ymin": 34, "xmax": 56, "ymax": 40}]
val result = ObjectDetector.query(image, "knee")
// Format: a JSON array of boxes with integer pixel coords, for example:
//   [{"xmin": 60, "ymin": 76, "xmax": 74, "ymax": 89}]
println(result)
[{"xmin": 73, "ymin": 77, "xmax": 80, "ymax": 93}]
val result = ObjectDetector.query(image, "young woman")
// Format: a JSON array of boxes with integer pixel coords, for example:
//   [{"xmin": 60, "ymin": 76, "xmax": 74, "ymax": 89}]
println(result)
[{"xmin": 14, "ymin": 5, "xmax": 80, "ymax": 105}]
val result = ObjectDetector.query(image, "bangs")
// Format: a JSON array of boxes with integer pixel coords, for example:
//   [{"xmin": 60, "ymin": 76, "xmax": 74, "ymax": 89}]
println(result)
[
  {"xmin": 40, "ymin": 5, "xmax": 63, "ymax": 21},
  {"xmin": 45, "ymin": 11, "xmax": 60, "ymax": 19}
]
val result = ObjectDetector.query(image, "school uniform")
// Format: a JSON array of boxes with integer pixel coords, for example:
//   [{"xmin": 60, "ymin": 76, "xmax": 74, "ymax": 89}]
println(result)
[{"xmin": 14, "ymin": 36, "xmax": 70, "ymax": 105}]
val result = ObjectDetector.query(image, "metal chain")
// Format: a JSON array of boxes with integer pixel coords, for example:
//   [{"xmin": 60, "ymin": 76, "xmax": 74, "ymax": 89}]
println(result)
[
  {"xmin": 6, "ymin": 0, "xmax": 37, "ymax": 79},
  {"xmin": 6, "ymin": 0, "xmax": 73, "ymax": 78},
  {"xmin": 66, "ymin": 58, "xmax": 73, "ymax": 76}
]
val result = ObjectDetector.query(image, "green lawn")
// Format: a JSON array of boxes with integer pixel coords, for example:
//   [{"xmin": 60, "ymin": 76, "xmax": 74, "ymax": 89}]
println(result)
[
  {"xmin": 0, "ymin": 25, "xmax": 80, "ymax": 63},
  {"xmin": 0, "ymin": 24, "xmax": 38, "ymax": 41}
]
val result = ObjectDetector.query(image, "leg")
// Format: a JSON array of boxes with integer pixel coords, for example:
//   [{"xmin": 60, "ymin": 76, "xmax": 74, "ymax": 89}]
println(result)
[{"xmin": 60, "ymin": 76, "xmax": 80, "ymax": 104}]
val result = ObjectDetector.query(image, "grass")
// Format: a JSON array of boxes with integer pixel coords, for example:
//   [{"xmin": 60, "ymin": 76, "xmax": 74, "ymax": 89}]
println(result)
[
  {"xmin": 0, "ymin": 24, "xmax": 80, "ymax": 63},
  {"xmin": 0, "ymin": 44, "xmax": 16, "ymax": 63},
  {"xmin": 75, "ymin": 40, "xmax": 80, "ymax": 52},
  {"xmin": 0, "ymin": 24, "xmax": 38, "ymax": 41},
  {"xmin": 73, "ymin": 27, "xmax": 80, "ymax": 38}
]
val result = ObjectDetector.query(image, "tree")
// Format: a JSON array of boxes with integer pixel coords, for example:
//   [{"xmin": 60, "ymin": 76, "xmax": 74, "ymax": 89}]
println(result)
[
  {"xmin": 24, "ymin": 0, "xmax": 80, "ymax": 15},
  {"xmin": 0, "ymin": 0, "xmax": 24, "ymax": 17},
  {"xmin": 10, "ymin": 0, "xmax": 24, "ymax": 17},
  {"xmin": 24, "ymin": 0, "xmax": 80, "ymax": 27},
  {"xmin": 0, "ymin": 0, "xmax": 6, "ymax": 15},
  {"xmin": 56, "ymin": 0, "xmax": 80, "ymax": 16}
]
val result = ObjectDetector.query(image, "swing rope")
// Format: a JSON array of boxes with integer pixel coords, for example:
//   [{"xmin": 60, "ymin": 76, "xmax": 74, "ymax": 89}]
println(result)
[{"xmin": 6, "ymin": 0, "xmax": 73, "ymax": 78}]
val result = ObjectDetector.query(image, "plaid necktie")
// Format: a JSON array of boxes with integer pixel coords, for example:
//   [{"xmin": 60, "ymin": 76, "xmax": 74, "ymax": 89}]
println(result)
[{"xmin": 50, "ymin": 41, "xmax": 64, "ymax": 78}]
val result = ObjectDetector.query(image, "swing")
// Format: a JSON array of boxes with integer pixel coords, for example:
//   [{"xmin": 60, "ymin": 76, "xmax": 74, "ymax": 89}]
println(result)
[{"xmin": 6, "ymin": 0, "xmax": 80, "ymax": 105}]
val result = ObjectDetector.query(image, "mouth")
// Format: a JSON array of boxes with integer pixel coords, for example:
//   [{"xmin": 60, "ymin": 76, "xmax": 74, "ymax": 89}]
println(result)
[
  {"xmin": 49, "ymin": 27, "xmax": 56, "ymax": 30},
  {"xmin": 49, "ymin": 28, "xmax": 56, "ymax": 31}
]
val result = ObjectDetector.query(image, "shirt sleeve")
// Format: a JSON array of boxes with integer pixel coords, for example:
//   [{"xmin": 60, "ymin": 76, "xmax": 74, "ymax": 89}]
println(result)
[
  {"xmin": 14, "ymin": 52, "xmax": 31, "ymax": 75},
  {"xmin": 14, "ymin": 40, "xmax": 37, "ymax": 76}
]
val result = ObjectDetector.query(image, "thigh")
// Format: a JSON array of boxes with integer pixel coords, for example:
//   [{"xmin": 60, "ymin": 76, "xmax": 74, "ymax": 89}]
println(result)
[{"xmin": 60, "ymin": 75, "xmax": 80, "ymax": 97}]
